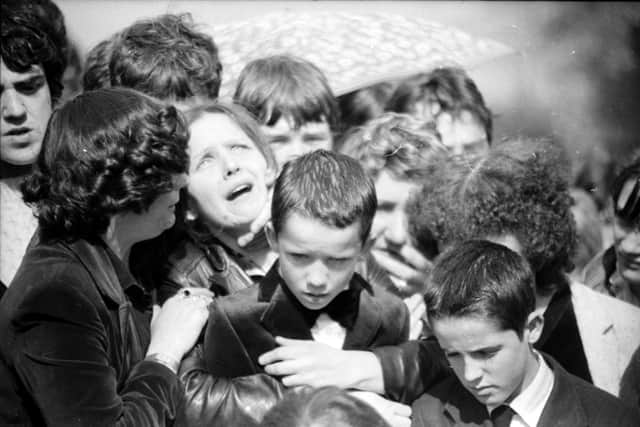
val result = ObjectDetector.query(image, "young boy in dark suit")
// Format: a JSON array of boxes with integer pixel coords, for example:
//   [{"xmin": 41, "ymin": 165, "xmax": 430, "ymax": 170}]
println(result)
[
  {"xmin": 199, "ymin": 150, "xmax": 410, "ymax": 423},
  {"xmin": 412, "ymin": 240, "xmax": 639, "ymax": 427}
]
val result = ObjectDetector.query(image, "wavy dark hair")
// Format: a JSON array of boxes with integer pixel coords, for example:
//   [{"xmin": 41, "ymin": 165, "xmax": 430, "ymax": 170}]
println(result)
[
  {"xmin": 108, "ymin": 13, "xmax": 222, "ymax": 101},
  {"xmin": 22, "ymin": 87, "xmax": 189, "ymax": 241},
  {"xmin": 407, "ymin": 137, "xmax": 576, "ymax": 295},
  {"xmin": 1, "ymin": 0, "xmax": 69, "ymax": 103}
]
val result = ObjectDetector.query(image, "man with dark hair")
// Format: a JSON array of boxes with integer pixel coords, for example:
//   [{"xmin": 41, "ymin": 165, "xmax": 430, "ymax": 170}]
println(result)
[
  {"xmin": 84, "ymin": 13, "xmax": 222, "ymax": 109},
  {"xmin": 412, "ymin": 240, "xmax": 639, "ymax": 427},
  {"xmin": 1, "ymin": 0, "xmax": 69, "ymax": 288},
  {"xmin": 584, "ymin": 154, "xmax": 640, "ymax": 307}
]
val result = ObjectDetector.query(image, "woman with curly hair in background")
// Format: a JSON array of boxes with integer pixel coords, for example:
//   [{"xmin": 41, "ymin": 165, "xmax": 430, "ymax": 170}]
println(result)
[
  {"xmin": 406, "ymin": 137, "xmax": 640, "ymax": 406},
  {"xmin": 0, "ymin": 88, "xmax": 213, "ymax": 426}
]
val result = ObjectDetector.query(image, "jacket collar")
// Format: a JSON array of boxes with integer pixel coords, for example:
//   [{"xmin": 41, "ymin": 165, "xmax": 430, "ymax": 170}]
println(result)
[
  {"xmin": 259, "ymin": 263, "xmax": 382, "ymax": 347},
  {"xmin": 537, "ymin": 354, "xmax": 589, "ymax": 426}
]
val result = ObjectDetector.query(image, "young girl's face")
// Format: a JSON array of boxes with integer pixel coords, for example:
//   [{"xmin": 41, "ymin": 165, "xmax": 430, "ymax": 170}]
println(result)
[
  {"xmin": 187, "ymin": 112, "xmax": 271, "ymax": 235},
  {"xmin": 261, "ymin": 115, "xmax": 333, "ymax": 169}
]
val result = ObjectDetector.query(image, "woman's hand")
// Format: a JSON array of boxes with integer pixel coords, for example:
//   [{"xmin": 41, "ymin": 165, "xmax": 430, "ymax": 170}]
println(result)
[{"xmin": 146, "ymin": 288, "xmax": 213, "ymax": 364}]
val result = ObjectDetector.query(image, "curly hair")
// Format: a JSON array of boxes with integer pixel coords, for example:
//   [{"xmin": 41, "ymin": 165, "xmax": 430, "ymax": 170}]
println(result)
[
  {"xmin": 21, "ymin": 87, "xmax": 189, "ymax": 241},
  {"xmin": 407, "ymin": 137, "xmax": 577, "ymax": 295},
  {"xmin": 1, "ymin": 0, "xmax": 69, "ymax": 103},
  {"xmin": 107, "ymin": 13, "xmax": 222, "ymax": 102},
  {"xmin": 338, "ymin": 112, "xmax": 446, "ymax": 182}
]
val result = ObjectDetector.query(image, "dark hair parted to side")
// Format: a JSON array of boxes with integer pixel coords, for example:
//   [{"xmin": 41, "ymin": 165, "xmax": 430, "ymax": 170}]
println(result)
[
  {"xmin": 260, "ymin": 386, "xmax": 391, "ymax": 427},
  {"xmin": 233, "ymin": 54, "xmax": 339, "ymax": 131},
  {"xmin": 107, "ymin": 13, "xmax": 222, "ymax": 101},
  {"xmin": 611, "ymin": 153, "xmax": 640, "ymax": 226},
  {"xmin": 184, "ymin": 101, "xmax": 277, "ymax": 174},
  {"xmin": 21, "ymin": 87, "xmax": 189, "ymax": 241},
  {"xmin": 1, "ymin": 0, "xmax": 69, "ymax": 103},
  {"xmin": 407, "ymin": 137, "xmax": 576, "ymax": 296},
  {"xmin": 386, "ymin": 67, "xmax": 492, "ymax": 143},
  {"xmin": 271, "ymin": 150, "xmax": 377, "ymax": 244},
  {"xmin": 426, "ymin": 240, "xmax": 536, "ymax": 338},
  {"xmin": 338, "ymin": 112, "xmax": 446, "ymax": 181}
]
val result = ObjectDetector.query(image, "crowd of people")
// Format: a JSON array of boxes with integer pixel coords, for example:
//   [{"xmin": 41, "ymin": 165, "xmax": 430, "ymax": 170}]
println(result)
[{"xmin": 1, "ymin": 1, "xmax": 639, "ymax": 426}]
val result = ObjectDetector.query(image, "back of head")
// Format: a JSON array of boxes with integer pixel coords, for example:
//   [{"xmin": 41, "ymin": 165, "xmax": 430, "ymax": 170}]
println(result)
[
  {"xmin": 1, "ymin": 0, "xmax": 69, "ymax": 103},
  {"xmin": 338, "ymin": 112, "xmax": 446, "ymax": 182},
  {"xmin": 83, "ymin": 36, "xmax": 116, "ymax": 91},
  {"xmin": 426, "ymin": 239, "xmax": 536, "ymax": 337},
  {"xmin": 272, "ymin": 149, "xmax": 376, "ymax": 244},
  {"xmin": 611, "ymin": 153, "xmax": 640, "ymax": 226},
  {"xmin": 338, "ymin": 81, "xmax": 396, "ymax": 132},
  {"xmin": 21, "ymin": 87, "xmax": 189, "ymax": 241},
  {"xmin": 233, "ymin": 54, "xmax": 339, "ymax": 131},
  {"xmin": 108, "ymin": 13, "xmax": 221, "ymax": 102},
  {"xmin": 386, "ymin": 67, "xmax": 492, "ymax": 143},
  {"xmin": 408, "ymin": 137, "xmax": 576, "ymax": 295},
  {"xmin": 260, "ymin": 386, "xmax": 390, "ymax": 427}
]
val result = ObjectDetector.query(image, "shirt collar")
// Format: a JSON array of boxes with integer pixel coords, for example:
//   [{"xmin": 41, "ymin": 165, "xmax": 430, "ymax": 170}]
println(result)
[
  {"xmin": 504, "ymin": 350, "xmax": 555, "ymax": 427},
  {"xmin": 104, "ymin": 245, "xmax": 151, "ymax": 308}
]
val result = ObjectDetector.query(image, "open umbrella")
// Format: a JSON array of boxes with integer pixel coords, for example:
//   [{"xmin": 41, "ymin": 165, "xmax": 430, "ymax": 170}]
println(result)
[{"xmin": 210, "ymin": 11, "xmax": 515, "ymax": 99}]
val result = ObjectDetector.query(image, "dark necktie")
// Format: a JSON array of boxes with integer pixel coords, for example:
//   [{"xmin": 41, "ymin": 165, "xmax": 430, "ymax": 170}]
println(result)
[{"xmin": 491, "ymin": 404, "xmax": 515, "ymax": 427}]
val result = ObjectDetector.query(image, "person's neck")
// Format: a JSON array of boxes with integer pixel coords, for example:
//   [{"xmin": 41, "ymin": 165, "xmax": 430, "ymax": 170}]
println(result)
[
  {"xmin": 0, "ymin": 160, "xmax": 33, "ymax": 180},
  {"xmin": 214, "ymin": 227, "xmax": 275, "ymax": 272},
  {"xmin": 101, "ymin": 219, "xmax": 134, "ymax": 265}
]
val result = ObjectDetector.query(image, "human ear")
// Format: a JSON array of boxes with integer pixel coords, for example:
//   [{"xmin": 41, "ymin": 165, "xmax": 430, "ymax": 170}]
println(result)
[{"xmin": 524, "ymin": 312, "xmax": 545, "ymax": 345}]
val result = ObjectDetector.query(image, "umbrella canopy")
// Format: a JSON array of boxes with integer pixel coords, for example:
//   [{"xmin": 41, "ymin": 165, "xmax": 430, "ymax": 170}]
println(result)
[{"xmin": 211, "ymin": 11, "xmax": 515, "ymax": 99}]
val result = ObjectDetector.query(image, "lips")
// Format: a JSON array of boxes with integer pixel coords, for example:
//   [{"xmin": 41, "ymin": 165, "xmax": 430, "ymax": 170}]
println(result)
[
  {"xmin": 225, "ymin": 182, "xmax": 253, "ymax": 201},
  {"xmin": 4, "ymin": 127, "xmax": 31, "ymax": 136}
]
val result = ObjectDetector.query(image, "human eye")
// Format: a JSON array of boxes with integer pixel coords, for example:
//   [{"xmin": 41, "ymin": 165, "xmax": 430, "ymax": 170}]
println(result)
[
  {"xmin": 267, "ymin": 136, "xmax": 289, "ymax": 146},
  {"xmin": 15, "ymin": 76, "xmax": 46, "ymax": 95},
  {"xmin": 195, "ymin": 154, "xmax": 216, "ymax": 169},
  {"xmin": 328, "ymin": 257, "xmax": 351, "ymax": 268},
  {"xmin": 230, "ymin": 143, "xmax": 250, "ymax": 151},
  {"xmin": 472, "ymin": 348, "xmax": 499, "ymax": 360},
  {"xmin": 288, "ymin": 252, "xmax": 310, "ymax": 262}
]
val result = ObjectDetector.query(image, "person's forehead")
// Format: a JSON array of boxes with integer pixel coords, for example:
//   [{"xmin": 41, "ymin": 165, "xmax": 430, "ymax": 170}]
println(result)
[{"xmin": 0, "ymin": 60, "xmax": 45, "ymax": 85}]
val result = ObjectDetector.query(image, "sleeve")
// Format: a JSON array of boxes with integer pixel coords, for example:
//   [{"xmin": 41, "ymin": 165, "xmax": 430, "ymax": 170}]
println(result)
[
  {"xmin": 372, "ymin": 338, "xmax": 450, "ymax": 404},
  {"xmin": 175, "ymin": 345, "xmax": 287, "ymax": 427},
  {"xmin": 12, "ymin": 280, "xmax": 182, "ymax": 427}
]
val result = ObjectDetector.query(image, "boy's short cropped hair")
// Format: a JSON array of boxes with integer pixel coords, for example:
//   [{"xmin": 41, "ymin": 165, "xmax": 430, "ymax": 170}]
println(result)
[
  {"xmin": 338, "ymin": 112, "xmax": 446, "ymax": 181},
  {"xmin": 107, "ymin": 13, "xmax": 222, "ymax": 102},
  {"xmin": 426, "ymin": 239, "xmax": 536, "ymax": 338},
  {"xmin": 1, "ymin": 0, "xmax": 69, "ymax": 103},
  {"xmin": 233, "ymin": 54, "xmax": 339, "ymax": 131},
  {"xmin": 271, "ymin": 149, "xmax": 377, "ymax": 244}
]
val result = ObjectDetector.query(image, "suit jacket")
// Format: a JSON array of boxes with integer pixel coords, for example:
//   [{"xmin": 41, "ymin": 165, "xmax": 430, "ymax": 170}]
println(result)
[
  {"xmin": 411, "ymin": 354, "xmax": 640, "ymax": 427},
  {"xmin": 203, "ymin": 263, "xmax": 410, "ymax": 378},
  {"xmin": 0, "ymin": 234, "xmax": 182, "ymax": 427},
  {"xmin": 570, "ymin": 281, "xmax": 640, "ymax": 399}
]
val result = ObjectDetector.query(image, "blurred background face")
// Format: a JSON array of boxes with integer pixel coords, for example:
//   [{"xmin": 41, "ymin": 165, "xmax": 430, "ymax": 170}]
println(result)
[
  {"xmin": 270, "ymin": 213, "xmax": 363, "ymax": 310},
  {"xmin": 369, "ymin": 170, "xmax": 431, "ymax": 293},
  {"xmin": 613, "ymin": 178, "xmax": 640, "ymax": 286},
  {"xmin": 436, "ymin": 110, "xmax": 489, "ymax": 156},
  {"xmin": 261, "ymin": 115, "xmax": 332, "ymax": 168},
  {"xmin": 187, "ymin": 112, "xmax": 270, "ymax": 235},
  {"xmin": 1, "ymin": 60, "xmax": 52, "ymax": 166},
  {"xmin": 433, "ymin": 315, "xmax": 538, "ymax": 408}
]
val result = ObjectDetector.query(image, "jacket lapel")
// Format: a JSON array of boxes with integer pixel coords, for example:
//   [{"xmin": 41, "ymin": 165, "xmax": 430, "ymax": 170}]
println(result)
[
  {"xmin": 538, "ymin": 355, "xmax": 588, "ymax": 426},
  {"xmin": 342, "ymin": 274, "xmax": 381, "ymax": 349},
  {"xmin": 260, "ymin": 265, "xmax": 313, "ymax": 341}
]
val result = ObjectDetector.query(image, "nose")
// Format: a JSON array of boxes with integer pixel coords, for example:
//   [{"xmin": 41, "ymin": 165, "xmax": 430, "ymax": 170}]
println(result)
[
  {"xmin": 283, "ymin": 136, "xmax": 307, "ymax": 163},
  {"xmin": 306, "ymin": 260, "xmax": 328, "ymax": 292},
  {"xmin": 384, "ymin": 210, "xmax": 408, "ymax": 246},
  {"xmin": 461, "ymin": 356, "xmax": 483, "ymax": 384},
  {"xmin": 222, "ymin": 154, "xmax": 240, "ymax": 178},
  {"xmin": 2, "ymin": 90, "xmax": 27, "ymax": 123}
]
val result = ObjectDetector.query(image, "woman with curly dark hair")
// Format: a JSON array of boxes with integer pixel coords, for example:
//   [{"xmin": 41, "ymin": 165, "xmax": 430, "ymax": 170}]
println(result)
[
  {"xmin": 406, "ymin": 137, "xmax": 640, "ymax": 405},
  {"xmin": 0, "ymin": 87, "xmax": 213, "ymax": 426}
]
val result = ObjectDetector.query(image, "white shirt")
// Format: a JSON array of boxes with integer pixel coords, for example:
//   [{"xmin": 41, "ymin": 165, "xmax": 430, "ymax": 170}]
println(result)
[
  {"xmin": 488, "ymin": 351, "xmax": 555, "ymax": 427},
  {"xmin": 310, "ymin": 313, "xmax": 346, "ymax": 349}
]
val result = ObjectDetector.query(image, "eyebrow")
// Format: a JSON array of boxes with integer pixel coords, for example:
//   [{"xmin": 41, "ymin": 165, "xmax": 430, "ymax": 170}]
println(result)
[{"xmin": 1, "ymin": 71, "xmax": 46, "ymax": 91}]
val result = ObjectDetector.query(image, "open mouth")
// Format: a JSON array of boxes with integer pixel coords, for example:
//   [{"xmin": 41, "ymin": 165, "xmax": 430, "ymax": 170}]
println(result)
[{"xmin": 226, "ymin": 183, "xmax": 252, "ymax": 201}]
